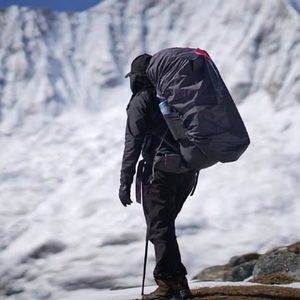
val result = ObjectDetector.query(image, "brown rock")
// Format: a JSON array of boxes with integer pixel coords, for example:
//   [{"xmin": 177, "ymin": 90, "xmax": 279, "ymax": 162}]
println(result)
[
  {"xmin": 267, "ymin": 240, "xmax": 300, "ymax": 254},
  {"xmin": 192, "ymin": 264, "xmax": 231, "ymax": 281},
  {"xmin": 288, "ymin": 241, "xmax": 300, "ymax": 254}
]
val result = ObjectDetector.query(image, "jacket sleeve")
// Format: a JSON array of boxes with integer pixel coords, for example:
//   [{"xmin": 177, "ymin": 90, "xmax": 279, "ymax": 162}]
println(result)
[{"xmin": 120, "ymin": 93, "xmax": 148, "ymax": 187}]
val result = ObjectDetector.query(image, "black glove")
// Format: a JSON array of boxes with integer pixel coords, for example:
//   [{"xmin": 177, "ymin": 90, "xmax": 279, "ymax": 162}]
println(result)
[{"xmin": 119, "ymin": 185, "xmax": 133, "ymax": 207}]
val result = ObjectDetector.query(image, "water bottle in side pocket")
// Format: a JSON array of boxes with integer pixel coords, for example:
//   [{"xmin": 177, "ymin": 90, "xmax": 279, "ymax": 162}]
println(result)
[{"xmin": 159, "ymin": 100, "xmax": 171, "ymax": 116}]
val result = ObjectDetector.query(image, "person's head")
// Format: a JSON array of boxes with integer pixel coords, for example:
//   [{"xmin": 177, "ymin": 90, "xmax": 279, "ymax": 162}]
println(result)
[
  {"xmin": 125, "ymin": 53, "xmax": 152, "ymax": 78},
  {"xmin": 125, "ymin": 53, "xmax": 153, "ymax": 95}
]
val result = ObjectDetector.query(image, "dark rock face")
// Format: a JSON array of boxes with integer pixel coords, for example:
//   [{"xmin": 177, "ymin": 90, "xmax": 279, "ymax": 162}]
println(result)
[
  {"xmin": 223, "ymin": 260, "xmax": 258, "ymax": 282},
  {"xmin": 253, "ymin": 249, "xmax": 300, "ymax": 280},
  {"xmin": 229, "ymin": 253, "xmax": 260, "ymax": 267},
  {"xmin": 193, "ymin": 241, "xmax": 300, "ymax": 283},
  {"xmin": 193, "ymin": 253, "xmax": 260, "ymax": 282}
]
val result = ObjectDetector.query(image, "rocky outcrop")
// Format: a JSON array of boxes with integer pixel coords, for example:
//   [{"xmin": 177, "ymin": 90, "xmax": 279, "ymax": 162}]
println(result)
[
  {"xmin": 193, "ymin": 264, "xmax": 231, "ymax": 281},
  {"xmin": 193, "ymin": 253, "xmax": 260, "ymax": 282},
  {"xmin": 268, "ymin": 241, "xmax": 300, "ymax": 254},
  {"xmin": 253, "ymin": 249, "xmax": 300, "ymax": 281},
  {"xmin": 194, "ymin": 241, "xmax": 300, "ymax": 283},
  {"xmin": 229, "ymin": 253, "xmax": 260, "ymax": 267},
  {"xmin": 223, "ymin": 259, "xmax": 258, "ymax": 282}
]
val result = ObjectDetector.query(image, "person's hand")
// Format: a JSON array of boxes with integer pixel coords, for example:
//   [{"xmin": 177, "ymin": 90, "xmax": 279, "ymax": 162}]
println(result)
[{"xmin": 119, "ymin": 185, "xmax": 133, "ymax": 207}]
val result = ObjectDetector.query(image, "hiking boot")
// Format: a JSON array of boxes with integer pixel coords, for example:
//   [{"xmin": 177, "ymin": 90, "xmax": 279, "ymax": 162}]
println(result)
[
  {"xmin": 141, "ymin": 279, "xmax": 181, "ymax": 300},
  {"xmin": 173, "ymin": 276, "xmax": 194, "ymax": 299}
]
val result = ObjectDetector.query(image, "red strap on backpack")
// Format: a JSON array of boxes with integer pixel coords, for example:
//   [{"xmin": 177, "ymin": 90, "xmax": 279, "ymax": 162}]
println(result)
[{"xmin": 195, "ymin": 48, "xmax": 211, "ymax": 60}]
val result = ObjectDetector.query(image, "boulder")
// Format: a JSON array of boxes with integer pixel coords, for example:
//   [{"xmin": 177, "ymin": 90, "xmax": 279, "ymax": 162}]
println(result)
[
  {"xmin": 193, "ymin": 252, "xmax": 260, "ymax": 282},
  {"xmin": 193, "ymin": 264, "xmax": 230, "ymax": 281},
  {"xmin": 253, "ymin": 249, "xmax": 300, "ymax": 280},
  {"xmin": 223, "ymin": 259, "xmax": 258, "ymax": 282},
  {"xmin": 229, "ymin": 253, "xmax": 260, "ymax": 267},
  {"xmin": 193, "ymin": 242, "xmax": 300, "ymax": 283},
  {"xmin": 288, "ymin": 241, "xmax": 300, "ymax": 254},
  {"xmin": 267, "ymin": 240, "xmax": 300, "ymax": 254}
]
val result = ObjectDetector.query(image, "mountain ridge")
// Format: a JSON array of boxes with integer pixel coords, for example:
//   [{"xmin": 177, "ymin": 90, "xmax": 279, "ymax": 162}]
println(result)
[{"xmin": 0, "ymin": 0, "xmax": 299, "ymax": 134}]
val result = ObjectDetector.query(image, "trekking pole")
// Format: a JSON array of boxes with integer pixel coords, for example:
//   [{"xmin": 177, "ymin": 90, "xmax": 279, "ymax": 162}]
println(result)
[{"xmin": 141, "ymin": 228, "xmax": 149, "ymax": 296}]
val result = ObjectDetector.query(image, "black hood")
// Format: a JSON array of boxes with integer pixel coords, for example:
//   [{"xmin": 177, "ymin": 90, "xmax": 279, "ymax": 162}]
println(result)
[
  {"xmin": 125, "ymin": 53, "xmax": 152, "ymax": 78},
  {"xmin": 125, "ymin": 53, "xmax": 154, "ymax": 95}
]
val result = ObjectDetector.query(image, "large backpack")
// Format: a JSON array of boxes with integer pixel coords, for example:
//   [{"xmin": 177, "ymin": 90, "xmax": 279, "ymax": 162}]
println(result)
[{"xmin": 146, "ymin": 47, "xmax": 250, "ymax": 172}]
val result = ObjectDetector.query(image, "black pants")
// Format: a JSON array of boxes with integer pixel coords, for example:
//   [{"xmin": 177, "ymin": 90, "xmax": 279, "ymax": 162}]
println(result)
[{"xmin": 142, "ymin": 164, "xmax": 196, "ymax": 279}]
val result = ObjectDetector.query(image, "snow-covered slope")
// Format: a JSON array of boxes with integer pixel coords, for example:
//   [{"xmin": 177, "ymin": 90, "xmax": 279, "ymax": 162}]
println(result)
[
  {"xmin": 0, "ymin": 0, "xmax": 300, "ymax": 299},
  {"xmin": 1, "ymin": 0, "xmax": 299, "ymax": 134}
]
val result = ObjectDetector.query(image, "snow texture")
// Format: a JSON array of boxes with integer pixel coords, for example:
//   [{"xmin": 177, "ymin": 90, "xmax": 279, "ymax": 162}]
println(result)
[{"xmin": 0, "ymin": 0, "xmax": 300, "ymax": 299}]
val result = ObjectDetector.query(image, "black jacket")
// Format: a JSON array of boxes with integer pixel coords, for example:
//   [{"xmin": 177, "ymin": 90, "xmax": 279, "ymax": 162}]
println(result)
[{"xmin": 120, "ymin": 73, "xmax": 175, "ymax": 187}]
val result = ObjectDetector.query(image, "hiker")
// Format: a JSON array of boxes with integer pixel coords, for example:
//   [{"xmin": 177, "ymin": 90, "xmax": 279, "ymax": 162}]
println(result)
[{"xmin": 119, "ymin": 53, "xmax": 196, "ymax": 300}]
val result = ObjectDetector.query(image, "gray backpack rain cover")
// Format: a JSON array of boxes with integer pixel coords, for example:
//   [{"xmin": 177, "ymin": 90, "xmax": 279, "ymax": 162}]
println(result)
[{"xmin": 146, "ymin": 47, "xmax": 250, "ymax": 171}]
